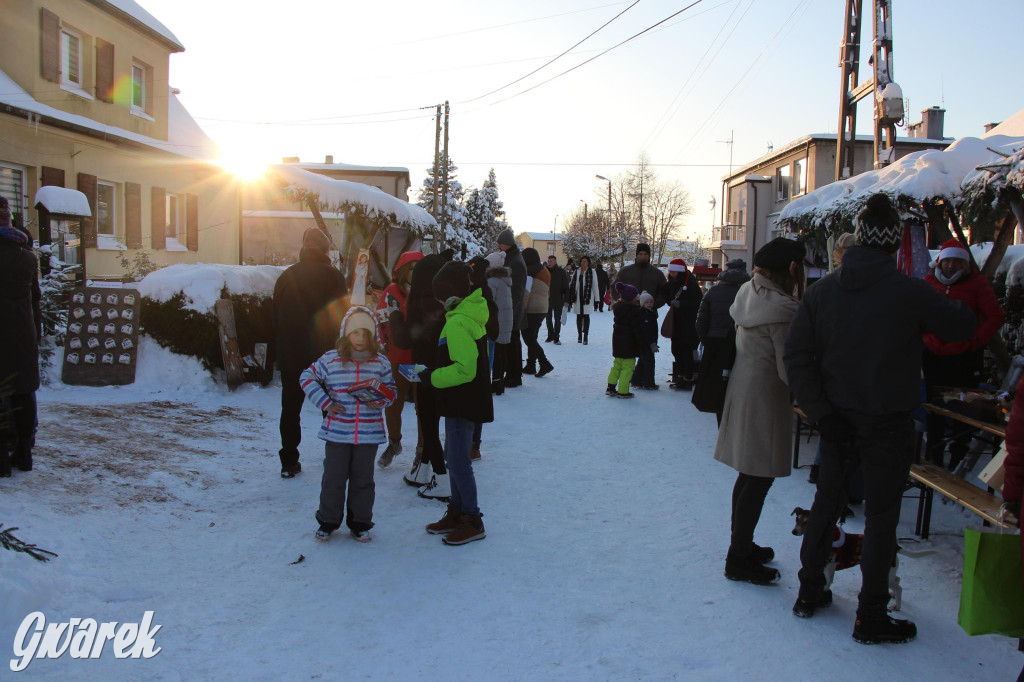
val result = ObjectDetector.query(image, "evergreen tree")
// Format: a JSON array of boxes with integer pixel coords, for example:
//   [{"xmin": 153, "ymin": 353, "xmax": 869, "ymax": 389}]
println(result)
[
  {"xmin": 417, "ymin": 156, "xmax": 477, "ymax": 254},
  {"xmin": 480, "ymin": 168, "xmax": 508, "ymax": 245}
]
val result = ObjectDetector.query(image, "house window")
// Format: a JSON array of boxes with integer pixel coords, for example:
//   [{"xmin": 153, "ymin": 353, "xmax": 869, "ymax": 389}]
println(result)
[
  {"xmin": 132, "ymin": 62, "xmax": 146, "ymax": 113},
  {"xmin": 61, "ymin": 28, "xmax": 81, "ymax": 86},
  {"xmin": 0, "ymin": 163, "xmax": 25, "ymax": 223},
  {"xmin": 776, "ymin": 165, "xmax": 791, "ymax": 201},
  {"xmin": 97, "ymin": 181, "xmax": 116, "ymax": 236},
  {"xmin": 166, "ymin": 194, "xmax": 179, "ymax": 240},
  {"xmin": 793, "ymin": 158, "xmax": 807, "ymax": 196}
]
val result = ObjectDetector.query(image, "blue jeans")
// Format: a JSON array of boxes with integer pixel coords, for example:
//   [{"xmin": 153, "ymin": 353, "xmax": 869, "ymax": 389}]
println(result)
[{"xmin": 445, "ymin": 417, "xmax": 480, "ymax": 515}]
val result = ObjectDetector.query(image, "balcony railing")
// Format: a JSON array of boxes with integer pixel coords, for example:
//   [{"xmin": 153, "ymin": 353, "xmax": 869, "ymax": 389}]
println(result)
[{"xmin": 711, "ymin": 224, "xmax": 746, "ymax": 244}]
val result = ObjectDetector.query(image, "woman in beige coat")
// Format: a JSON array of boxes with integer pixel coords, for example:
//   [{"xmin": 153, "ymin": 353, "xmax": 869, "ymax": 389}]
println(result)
[{"xmin": 713, "ymin": 237, "xmax": 806, "ymax": 586}]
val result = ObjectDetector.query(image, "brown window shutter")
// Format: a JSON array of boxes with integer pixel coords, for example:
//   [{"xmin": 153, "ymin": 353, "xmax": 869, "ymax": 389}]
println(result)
[
  {"xmin": 40, "ymin": 8, "xmax": 60, "ymax": 83},
  {"xmin": 95, "ymin": 39, "xmax": 114, "ymax": 102},
  {"xmin": 41, "ymin": 166, "xmax": 65, "ymax": 187},
  {"xmin": 125, "ymin": 182, "xmax": 142, "ymax": 248},
  {"xmin": 77, "ymin": 173, "xmax": 97, "ymax": 248},
  {"xmin": 151, "ymin": 186, "xmax": 166, "ymax": 249},
  {"xmin": 186, "ymin": 193, "xmax": 199, "ymax": 251}
]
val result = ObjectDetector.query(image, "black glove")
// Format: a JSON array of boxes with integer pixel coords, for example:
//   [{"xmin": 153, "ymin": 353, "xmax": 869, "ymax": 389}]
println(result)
[
  {"xmin": 417, "ymin": 368, "xmax": 432, "ymax": 386},
  {"xmin": 816, "ymin": 413, "xmax": 855, "ymax": 443},
  {"xmin": 671, "ymin": 300, "xmax": 680, "ymax": 308}
]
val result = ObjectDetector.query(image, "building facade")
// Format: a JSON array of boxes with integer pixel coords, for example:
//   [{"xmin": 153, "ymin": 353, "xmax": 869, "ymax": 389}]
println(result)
[
  {"xmin": 517, "ymin": 232, "xmax": 566, "ymax": 264},
  {"xmin": 710, "ymin": 110, "xmax": 951, "ymax": 269}
]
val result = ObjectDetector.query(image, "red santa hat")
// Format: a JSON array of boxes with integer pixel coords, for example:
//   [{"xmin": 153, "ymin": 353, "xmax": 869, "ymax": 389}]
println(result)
[
  {"xmin": 929, "ymin": 239, "xmax": 970, "ymax": 269},
  {"xmin": 668, "ymin": 258, "xmax": 688, "ymax": 273}
]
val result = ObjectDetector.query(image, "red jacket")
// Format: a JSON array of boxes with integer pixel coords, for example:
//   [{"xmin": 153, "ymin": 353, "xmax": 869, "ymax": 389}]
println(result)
[
  {"xmin": 922, "ymin": 268, "xmax": 1003, "ymax": 355},
  {"xmin": 376, "ymin": 283, "xmax": 411, "ymax": 364}
]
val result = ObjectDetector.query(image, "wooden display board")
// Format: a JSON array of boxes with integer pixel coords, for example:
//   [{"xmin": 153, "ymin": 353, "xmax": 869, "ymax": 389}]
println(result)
[{"xmin": 61, "ymin": 286, "xmax": 141, "ymax": 386}]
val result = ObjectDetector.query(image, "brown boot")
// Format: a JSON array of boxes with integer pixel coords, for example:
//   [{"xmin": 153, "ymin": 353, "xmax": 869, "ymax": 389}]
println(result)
[
  {"xmin": 470, "ymin": 444, "xmax": 481, "ymax": 461},
  {"xmin": 442, "ymin": 514, "xmax": 486, "ymax": 545},
  {"xmin": 425, "ymin": 505, "xmax": 459, "ymax": 535}
]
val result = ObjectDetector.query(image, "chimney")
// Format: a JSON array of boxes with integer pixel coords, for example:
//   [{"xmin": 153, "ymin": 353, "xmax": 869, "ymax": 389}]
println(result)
[
  {"xmin": 984, "ymin": 122, "xmax": 1002, "ymax": 133},
  {"xmin": 922, "ymin": 106, "xmax": 945, "ymax": 140},
  {"xmin": 282, "ymin": 156, "xmax": 300, "ymax": 164},
  {"xmin": 325, "ymin": 155, "xmax": 334, "ymax": 164}
]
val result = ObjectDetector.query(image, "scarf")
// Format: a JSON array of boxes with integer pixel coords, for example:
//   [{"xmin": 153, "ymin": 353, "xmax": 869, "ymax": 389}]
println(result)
[
  {"xmin": 575, "ymin": 269, "xmax": 593, "ymax": 307},
  {"xmin": 934, "ymin": 267, "xmax": 966, "ymax": 287}
]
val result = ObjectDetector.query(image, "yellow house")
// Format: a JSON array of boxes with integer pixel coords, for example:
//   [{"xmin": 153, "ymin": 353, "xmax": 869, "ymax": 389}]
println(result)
[
  {"xmin": 0, "ymin": 1, "xmax": 239, "ymax": 280},
  {"xmin": 517, "ymin": 231, "xmax": 567, "ymax": 265}
]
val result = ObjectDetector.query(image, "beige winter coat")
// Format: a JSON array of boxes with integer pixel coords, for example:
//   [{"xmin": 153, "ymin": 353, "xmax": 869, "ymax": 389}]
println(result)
[{"xmin": 713, "ymin": 273, "xmax": 799, "ymax": 479}]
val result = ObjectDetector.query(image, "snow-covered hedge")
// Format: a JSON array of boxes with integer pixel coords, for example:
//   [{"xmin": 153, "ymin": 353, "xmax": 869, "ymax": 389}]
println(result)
[{"xmin": 137, "ymin": 264, "xmax": 282, "ymax": 375}]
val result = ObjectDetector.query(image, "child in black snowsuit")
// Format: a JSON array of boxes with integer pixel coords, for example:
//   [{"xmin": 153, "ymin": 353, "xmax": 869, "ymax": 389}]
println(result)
[
  {"xmin": 606, "ymin": 282, "xmax": 644, "ymax": 399},
  {"xmin": 634, "ymin": 291, "xmax": 660, "ymax": 389}
]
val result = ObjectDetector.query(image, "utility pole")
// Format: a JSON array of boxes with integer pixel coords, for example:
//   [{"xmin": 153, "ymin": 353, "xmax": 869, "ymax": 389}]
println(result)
[
  {"xmin": 440, "ymin": 101, "xmax": 450, "ymax": 251},
  {"xmin": 431, "ymin": 103, "xmax": 441, "ymax": 253}
]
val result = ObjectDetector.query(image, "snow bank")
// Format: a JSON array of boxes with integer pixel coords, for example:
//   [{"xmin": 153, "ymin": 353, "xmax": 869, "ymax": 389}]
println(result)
[
  {"xmin": 781, "ymin": 134, "xmax": 1024, "ymax": 226},
  {"xmin": 137, "ymin": 263, "xmax": 284, "ymax": 313},
  {"xmin": 269, "ymin": 164, "xmax": 436, "ymax": 231}
]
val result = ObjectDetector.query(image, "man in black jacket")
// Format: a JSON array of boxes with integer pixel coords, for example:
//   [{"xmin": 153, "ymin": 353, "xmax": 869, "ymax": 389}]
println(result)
[
  {"xmin": 273, "ymin": 228, "xmax": 348, "ymax": 478},
  {"xmin": 497, "ymin": 228, "xmax": 526, "ymax": 387},
  {"xmin": 595, "ymin": 262, "xmax": 609, "ymax": 312},
  {"xmin": 615, "ymin": 243, "xmax": 668, "ymax": 308},
  {"xmin": 544, "ymin": 254, "xmax": 568, "ymax": 344},
  {"xmin": 784, "ymin": 194, "xmax": 976, "ymax": 644}
]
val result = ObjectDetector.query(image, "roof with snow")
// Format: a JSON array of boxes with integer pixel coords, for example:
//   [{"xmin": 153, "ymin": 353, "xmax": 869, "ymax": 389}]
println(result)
[
  {"xmin": 522, "ymin": 232, "xmax": 563, "ymax": 241},
  {"xmin": 268, "ymin": 164, "xmax": 436, "ymax": 233},
  {"xmin": 0, "ymin": 67, "xmax": 219, "ymax": 160},
  {"xmin": 290, "ymin": 161, "xmax": 411, "ymax": 176},
  {"xmin": 779, "ymin": 132, "xmax": 1024, "ymax": 234},
  {"xmin": 33, "ymin": 186, "xmax": 92, "ymax": 216},
  {"xmin": 98, "ymin": 0, "xmax": 185, "ymax": 51}
]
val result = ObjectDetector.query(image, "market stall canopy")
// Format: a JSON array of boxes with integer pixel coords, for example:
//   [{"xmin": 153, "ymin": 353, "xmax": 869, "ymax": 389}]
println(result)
[
  {"xmin": 779, "ymin": 132, "xmax": 1024, "ymax": 237},
  {"xmin": 33, "ymin": 186, "xmax": 92, "ymax": 217},
  {"xmin": 268, "ymin": 163, "xmax": 436, "ymax": 234}
]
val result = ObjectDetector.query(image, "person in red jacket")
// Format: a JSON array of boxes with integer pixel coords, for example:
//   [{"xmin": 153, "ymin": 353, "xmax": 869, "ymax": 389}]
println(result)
[
  {"xmin": 922, "ymin": 239, "xmax": 1004, "ymax": 471},
  {"xmin": 375, "ymin": 251, "xmax": 423, "ymax": 468}
]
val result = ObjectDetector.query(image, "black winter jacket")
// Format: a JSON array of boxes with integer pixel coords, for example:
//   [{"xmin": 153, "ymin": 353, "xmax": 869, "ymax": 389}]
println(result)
[
  {"xmin": 695, "ymin": 268, "xmax": 750, "ymax": 342},
  {"xmin": 0, "ymin": 239, "xmax": 41, "ymax": 393},
  {"xmin": 616, "ymin": 262, "xmax": 668, "ymax": 308},
  {"xmin": 390, "ymin": 252, "xmax": 450, "ymax": 365},
  {"xmin": 784, "ymin": 246, "xmax": 977, "ymax": 422},
  {"xmin": 639, "ymin": 306, "xmax": 659, "ymax": 349},
  {"xmin": 611, "ymin": 300, "xmax": 645, "ymax": 358},
  {"xmin": 664, "ymin": 272, "xmax": 703, "ymax": 347},
  {"xmin": 502, "ymin": 244, "xmax": 527, "ymax": 331},
  {"xmin": 546, "ymin": 264, "xmax": 569, "ymax": 308},
  {"xmin": 273, "ymin": 248, "xmax": 348, "ymax": 373}
]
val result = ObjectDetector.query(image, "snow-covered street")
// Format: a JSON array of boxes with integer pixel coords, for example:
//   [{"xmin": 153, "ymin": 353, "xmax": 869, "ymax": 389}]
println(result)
[{"xmin": 1, "ymin": 312, "xmax": 1020, "ymax": 680}]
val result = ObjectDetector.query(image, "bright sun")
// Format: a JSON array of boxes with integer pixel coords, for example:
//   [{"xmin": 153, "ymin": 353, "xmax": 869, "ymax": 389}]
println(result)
[{"xmin": 216, "ymin": 152, "xmax": 271, "ymax": 181}]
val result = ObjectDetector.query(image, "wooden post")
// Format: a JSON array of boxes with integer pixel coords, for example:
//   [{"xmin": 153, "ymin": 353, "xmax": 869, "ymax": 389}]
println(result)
[
  {"xmin": 440, "ymin": 100, "xmax": 450, "ymax": 251},
  {"xmin": 215, "ymin": 299, "xmax": 246, "ymax": 389}
]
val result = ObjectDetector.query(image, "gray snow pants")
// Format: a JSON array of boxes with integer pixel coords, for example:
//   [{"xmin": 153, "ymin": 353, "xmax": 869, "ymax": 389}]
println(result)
[{"xmin": 316, "ymin": 442, "xmax": 378, "ymax": 533}]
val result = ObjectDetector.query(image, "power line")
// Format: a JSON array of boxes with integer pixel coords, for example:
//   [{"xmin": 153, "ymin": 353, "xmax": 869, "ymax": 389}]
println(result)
[
  {"xmin": 465, "ymin": 0, "xmax": 706, "ymax": 111},
  {"xmin": 460, "ymin": 0, "xmax": 641, "ymax": 104}
]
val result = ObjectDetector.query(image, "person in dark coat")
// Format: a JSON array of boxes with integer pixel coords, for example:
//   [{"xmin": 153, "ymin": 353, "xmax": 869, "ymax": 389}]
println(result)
[
  {"xmin": 272, "ymin": 227, "xmax": 349, "ymax": 478},
  {"xmin": 389, "ymin": 250, "xmax": 453, "ymax": 488},
  {"xmin": 661, "ymin": 259, "xmax": 703, "ymax": 389},
  {"xmin": 544, "ymin": 254, "xmax": 568, "ymax": 344},
  {"xmin": 0, "ymin": 197, "xmax": 40, "ymax": 477},
  {"xmin": 595, "ymin": 262, "xmax": 609, "ymax": 312},
  {"xmin": 635, "ymin": 291, "xmax": 660, "ymax": 389},
  {"xmin": 693, "ymin": 258, "xmax": 749, "ymax": 420},
  {"xmin": 785, "ymin": 194, "xmax": 977, "ymax": 643},
  {"xmin": 616, "ymin": 243, "xmax": 668, "ymax": 308},
  {"xmin": 496, "ymin": 229, "xmax": 526, "ymax": 387},
  {"xmin": 606, "ymin": 282, "xmax": 644, "ymax": 398}
]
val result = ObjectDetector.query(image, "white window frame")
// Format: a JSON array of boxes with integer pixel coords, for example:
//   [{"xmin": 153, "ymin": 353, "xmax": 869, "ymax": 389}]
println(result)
[
  {"xmin": 131, "ymin": 62, "xmax": 146, "ymax": 113},
  {"xmin": 776, "ymin": 165, "xmax": 791, "ymax": 201},
  {"xmin": 165, "ymin": 193, "xmax": 187, "ymax": 251},
  {"xmin": 96, "ymin": 181, "xmax": 116, "ymax": 237},
  {"xmin": 793, "ymin": 158, "xmax": 807, "ymax": 196},
  {"xmin": 61, "ymin": 27, "xmax": 81, "ymax": 87}
]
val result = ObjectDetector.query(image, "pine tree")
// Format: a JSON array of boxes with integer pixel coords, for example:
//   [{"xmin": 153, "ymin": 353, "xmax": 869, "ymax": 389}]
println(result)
[
  {"xmin": 417, "ymin": 156, "xmax": 478, "ymax": 254},
  {"xmin": 480, "ymin": 168, "xmax": 508, "ymax": 245}
]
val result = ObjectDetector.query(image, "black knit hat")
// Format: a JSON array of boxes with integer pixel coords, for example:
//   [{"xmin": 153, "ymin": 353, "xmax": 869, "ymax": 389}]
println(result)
[
  {"xmin": 854, "ymin": 193, "xmax": 902, "ymax": 253},
  {"xmin": 432, "ymin": 261, "xmax": 472, "ymax": 301},
  {"xmin": 753, "ymin": 237, "xmax": 806, "ymax": 270},
  {"xmin": 636, "ymin": 243, "xmax": 651, "ymax": 256}
]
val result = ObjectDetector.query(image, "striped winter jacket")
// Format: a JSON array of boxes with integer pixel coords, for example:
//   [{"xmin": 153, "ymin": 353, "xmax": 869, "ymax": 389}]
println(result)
[{"xmin": 300, "ymin": 351, "xmax": 396, "ymax": 444}]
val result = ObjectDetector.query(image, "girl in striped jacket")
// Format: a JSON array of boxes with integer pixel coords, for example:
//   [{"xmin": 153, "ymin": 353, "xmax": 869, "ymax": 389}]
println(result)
[{"xmin": 301, "ymin": 307, "xmax": 396, "ymax": 542}]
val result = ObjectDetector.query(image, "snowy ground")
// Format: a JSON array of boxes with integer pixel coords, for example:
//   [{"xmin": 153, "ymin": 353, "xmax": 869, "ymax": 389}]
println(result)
[{"xmin": 1, "ymin": 313, "xmax": 1021, "ymax": 680}]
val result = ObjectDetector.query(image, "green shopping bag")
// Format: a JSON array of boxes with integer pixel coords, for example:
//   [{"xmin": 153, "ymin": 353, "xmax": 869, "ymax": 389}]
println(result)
[{"xmin": 958, "ymin": 526, "xmax": 1024, "ymax": 637}]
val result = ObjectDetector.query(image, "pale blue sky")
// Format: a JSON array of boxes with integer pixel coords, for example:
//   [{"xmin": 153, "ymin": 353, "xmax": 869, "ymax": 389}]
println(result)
[{"xmin": 145, "ymin": 0, "xmax": 1024, "ymax": 242}]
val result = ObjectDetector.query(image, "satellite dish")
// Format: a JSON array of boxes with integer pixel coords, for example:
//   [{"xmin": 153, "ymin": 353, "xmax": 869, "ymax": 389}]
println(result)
[{"xmin": 708, "ymin": 196, "xmax": 717, "ymax": 209}]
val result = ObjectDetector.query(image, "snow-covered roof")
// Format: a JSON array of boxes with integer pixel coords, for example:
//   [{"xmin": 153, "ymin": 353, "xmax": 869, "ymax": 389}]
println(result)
[
  {"xmin": 33, "ymin": 186, "xmax": 91, "ymax": 216},
  {"xmin": 0, "ymin": 67, "xmax": 219, "ymax": 160},
  {"xmin": 242, "ymin": 210, "xmax": 345, "ymax": 220},
  {"xmin": 522, "ymin": 232, "xmax": 563, "ymax": 241},
  {"xmin": 779, "ymin": 132, "xmax": 1024, "ymax": 232},
  {"xmin": 268, "ymin": 164, "xmax": 436, "ymax": 232},
  {"xmin": 99, "ymin": 0, "xmax": 184, "ymax": 51},
  {"xmin": 291, "ymin": 162, "xmax": 410, "ymax": 175},
  {"xmin": 983, "ymin": 109, "xmax": 1024, "ymax": 138}
]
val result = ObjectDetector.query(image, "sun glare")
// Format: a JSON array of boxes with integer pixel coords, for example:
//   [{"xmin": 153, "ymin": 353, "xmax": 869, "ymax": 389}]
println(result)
[{"xmin": 217, "ymin": 153, "xmax": 270, "ymax": 181}]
